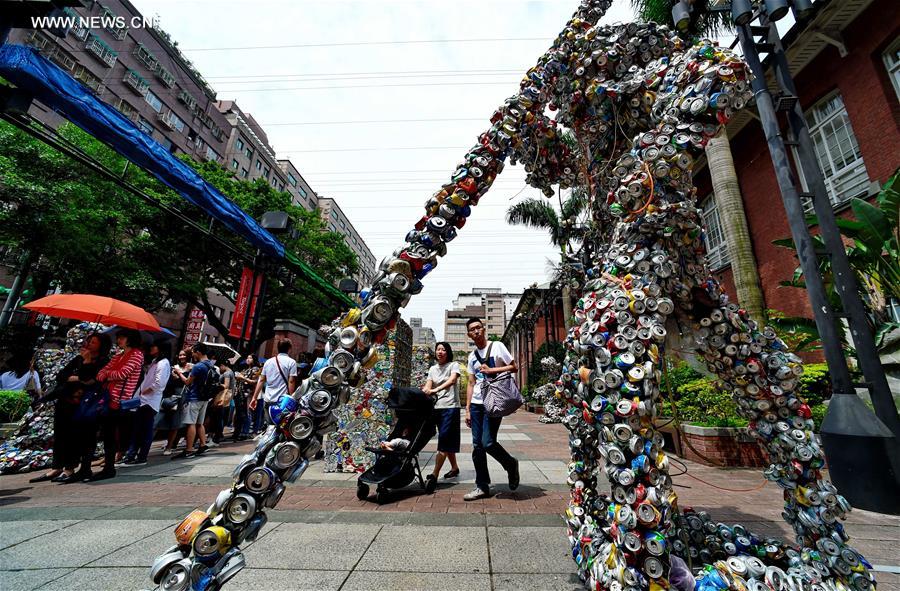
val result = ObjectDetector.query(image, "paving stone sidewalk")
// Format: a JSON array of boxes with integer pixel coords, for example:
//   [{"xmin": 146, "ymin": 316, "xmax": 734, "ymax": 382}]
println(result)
[{"xmin": 0, "ymin": 411, "xmax": 897, "ymax": 590}]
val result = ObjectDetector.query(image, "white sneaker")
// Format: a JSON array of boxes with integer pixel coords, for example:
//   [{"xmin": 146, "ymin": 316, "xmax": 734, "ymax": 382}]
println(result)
[
  {"xmin": 207, "ymin": 441, "xmax": 219, "ymax": 448},
  {"xmin": 162, "ymin": 449, "xmax": 173, "ymax": 456},
  {"xmin": 463, "ymin": 487, "xmax": 491, "ymax": 501}
]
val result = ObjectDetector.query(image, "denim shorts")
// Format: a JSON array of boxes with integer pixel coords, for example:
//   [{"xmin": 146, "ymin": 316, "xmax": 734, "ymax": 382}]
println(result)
[{"xmin": 433, "ymin": 407, "xmax": 461, "ymax": 453}]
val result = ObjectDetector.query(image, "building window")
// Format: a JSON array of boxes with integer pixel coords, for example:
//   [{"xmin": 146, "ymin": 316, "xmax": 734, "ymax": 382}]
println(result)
[
  {"xmin": 72, "ymin": 65, "xmax": 101, "ymax": 93},
  {"xmin": 138, "ymin": 118, "xmax": 154, "ymax": 135},
  {"xmin": 287, "ymin": 173, "xmax": 297, "ymax": 187},
  {"xmin": 330, "ymin": 210, "xmax": 338, "ymax": 220},
  {"xmin": 232, "ymin": 159, "xmax": 240, "ymax": 170},
  {"xmin": 884, "ymin": 37, "xmax": 900, "ymax": 103},
  {"xmin": 298, "ymin": 187, "xmax": 308, "ymax": 198},
  {"xmin": 240, "ymin": 168, "xmax": 249, "ymax": 178},
  {"xmin": 133, "ymin": 44, "xmax": 159, "ymax": 71},
  {"xmin": 123, "ymin": 69, "xmax": 150, "ymax": 95},
  {"xmin": 244, "ymin": 147, "xmax": 253, "ymax": 158},
  {"xmin": 796, "ymin": 92, "xmax": 871, "ymax": 209},
  {"xmin": 155, "ymin": 65, "xmax": 176, "ymax": 88},
  {"xmin": 84, "ymin": 34, "xmax": 117, "ymax": 67},
  {"xmin": 114, "ymin": 98, "xmax": 138, "ymax": 121},
  {"xmin": 236, "ymin": 137, "xmax": 245, "ymax": 151},
  {"xmin": 255, "ymin": 160, "xmax": 262, "ymax": 171},
  {"xmin": 329, "ymin": 223, "xmax": 337, "ymax": 231},
  {"xmin": 700, "ymin": 195, "xmax": 730, "ymax": 270},
  {"xmin": 206, "ymin": 146, "xmax": 220, "ymax": 162},
  {"xmin": 100, "ymin": 5, "xmax": 128, "ymax": 39},
  {"xmin": 144, "ymin": 90, "xmax": 163, "ymax": 113},
  {"xmin": 168, "ymin": 112, "xmax": 185, "ymax": 132},
  {"xmin": 161, "ymin": 138, "xmax": 173, "ymax": 151},
  {"xmin": 263, "ymin": 167, "xmax": 270, "ymax": 178}
]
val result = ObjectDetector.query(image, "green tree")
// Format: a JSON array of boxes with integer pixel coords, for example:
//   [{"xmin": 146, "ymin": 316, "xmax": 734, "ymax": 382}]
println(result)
[
  {"xmin": 506, "ymin": 191, "xmax": 588, "ymax": 329},
  {"xmin": 629, "ymin": 0, "xmax": 732, "ymax": 37},
  {"xmin": 0, "ymin": 121, "xmax": 356, "ymax": 344}
]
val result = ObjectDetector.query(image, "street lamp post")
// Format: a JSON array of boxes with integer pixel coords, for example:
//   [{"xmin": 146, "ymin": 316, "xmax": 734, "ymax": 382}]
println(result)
[{"xmin": 721, "ymin": 3, "xmax": 900, "ymax": 513}]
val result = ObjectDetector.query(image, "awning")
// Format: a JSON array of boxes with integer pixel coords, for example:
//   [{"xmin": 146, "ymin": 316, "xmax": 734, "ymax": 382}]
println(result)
[
  {"xmin": 0, "ymin": 43, "xmax": 284, "ymax": 259},
  {"xmin": 0, "ymin": 43, "xmax": 355, "ymax": 306}
]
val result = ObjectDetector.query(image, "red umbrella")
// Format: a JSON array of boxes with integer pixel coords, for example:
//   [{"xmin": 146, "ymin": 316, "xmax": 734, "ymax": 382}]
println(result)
[{"xmin": 23, "ymin": 294, "xmax": 161, "ymax": 331}]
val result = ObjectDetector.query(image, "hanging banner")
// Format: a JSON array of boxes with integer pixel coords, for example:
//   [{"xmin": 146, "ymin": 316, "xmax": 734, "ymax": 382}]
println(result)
[{"xmin": 229, "ymin": 267, "xmax": 261, "ymax": 338}]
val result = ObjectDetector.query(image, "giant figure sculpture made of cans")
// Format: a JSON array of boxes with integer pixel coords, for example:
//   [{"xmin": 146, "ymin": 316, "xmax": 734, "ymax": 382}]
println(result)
[{"xmin": 149, "ymin": 1, "xmax": 877, "ymax": 589}]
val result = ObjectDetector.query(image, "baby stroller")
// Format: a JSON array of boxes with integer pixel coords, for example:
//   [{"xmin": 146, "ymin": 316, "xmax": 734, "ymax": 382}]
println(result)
[{"xmin": 357, "ymin": 386, "xmax": 437, "ymax": 504}]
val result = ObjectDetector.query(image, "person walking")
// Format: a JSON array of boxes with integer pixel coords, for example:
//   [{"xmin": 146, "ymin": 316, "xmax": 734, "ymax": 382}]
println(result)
[
  {"xmin": 159, "ymin": 349, "xmax": 191, "ymax": 455},
  {"xmin": 423, "ymin": 341, "xmax": 462, "ymax": 486},
  {"xmin": 88, "ymin": 329, "xmax": 144, "ymax": 481},
  {"xmin": 235, "ymin": 355, "xmax": 262, "ymax": 435},
  {"xmin": 463, "ymin": 317, "xmax": 520, "ymax": 501},
  {"xmin": 122, "ymin": 340, "xmax": 171, "ymax": 466},
  {"xmin": 248, "ymin": 339, "xmax": 297, "ymax": 423},
  {"xmin": 170, "ymin": 343, "xmax": 215, "ymax": 460},
  {"xmin": 29, "ymin": 332, "xmax": 111, "ymax": 483}
]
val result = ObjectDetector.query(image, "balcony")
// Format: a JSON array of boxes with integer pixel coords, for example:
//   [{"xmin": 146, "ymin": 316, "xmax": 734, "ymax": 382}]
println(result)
[
  {"xmin": 122, "ymin": 69, "xmax": 150, "ymax": 95},
  {"xmin": 114, "ymin": 98, "xmax": 138, "ymax": 121},
  {"xmin": 133, "ymin": 44, "xmax": 159, "ymax": 71},
  {"xmin": 177, "ymin": 89, "xmax": 198, "ymax": 112},
  {"xmin": 155, "ymin": 65, "xmax": 176, "ymax": 88},
  {"xmin": 157, "ymin": 110, "xmax": 182, "ymax": 131},
  {"xmin": 84, "ymin": 34, "xmax": 117, "ymax": 68}
]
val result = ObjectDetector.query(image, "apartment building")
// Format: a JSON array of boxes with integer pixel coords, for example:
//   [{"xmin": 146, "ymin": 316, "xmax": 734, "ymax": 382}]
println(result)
[
  {"xmin": 215, "ymin": 100, "xmax": 318, "ymax": 212},
  {"xmin": 409, "ymin": 317, "xmax": 436, "ymax": 349},
  {"xmin": 9, "ymin": 0, "xmax": 231, "ymax": 164},
  {"xmin": 443, "ymin": 288, "xmax": 522, "ymax": 352},
  {"xmin": 317, "ymin": 198, "xmax": 376, "ymax": 288}
]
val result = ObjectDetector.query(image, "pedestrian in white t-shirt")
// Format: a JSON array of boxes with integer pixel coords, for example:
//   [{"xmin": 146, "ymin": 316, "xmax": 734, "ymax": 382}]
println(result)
[
  {"xmin": 423, "ymin": 341, "xmax": 462, "ymax": 485},
  {"xmin": 249, "ymin": 339, "xmax": 298, "ymax": 416},
  {"xmin": 463, "ymin": 317, "xmax": 519, "ymax": 501}
]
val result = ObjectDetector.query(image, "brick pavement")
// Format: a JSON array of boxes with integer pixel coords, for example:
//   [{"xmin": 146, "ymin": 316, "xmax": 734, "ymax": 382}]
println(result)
[{"xmin": 1, "ymin": 409, "xmax": 897, "ymax": 589}]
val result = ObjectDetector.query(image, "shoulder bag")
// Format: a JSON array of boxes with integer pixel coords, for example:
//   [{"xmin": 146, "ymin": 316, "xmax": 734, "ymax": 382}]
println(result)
[{"xmin": 475, "ymin": 343, "xmax": 524, "ymax": 418}]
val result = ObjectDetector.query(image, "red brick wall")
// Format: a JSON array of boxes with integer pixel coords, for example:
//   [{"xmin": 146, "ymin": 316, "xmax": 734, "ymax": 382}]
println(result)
[
  {"xmin": 730, "ymin": 0, "xmax": 900, "ymax": 320},
  {"xmin": 680, "ymin": 430, "xmax": 768, "ymax": 468}
]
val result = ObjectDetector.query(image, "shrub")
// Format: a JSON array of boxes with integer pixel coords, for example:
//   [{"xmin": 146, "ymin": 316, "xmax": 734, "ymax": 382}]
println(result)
[
  {"xmin": 795, "ymin": 363, "xmax": 831, "ymax": 406},
  {"xmin": 0, "ymin": 389, "xmax": 31, "ymax": 423},
  {"xmin": 659, "ymin": 378, "xmax": 747, "ymax": 428},
  {"xmin": 661, "ymin": 360, "xmax": 702, "ymax": 399},
  {"xmin": 810, "ymin": 403, "xmax": 828, "ymax": 431}
]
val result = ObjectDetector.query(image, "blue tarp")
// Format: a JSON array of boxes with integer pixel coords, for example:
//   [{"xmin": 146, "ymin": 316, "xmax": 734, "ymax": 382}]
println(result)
[{"xmin": 0, "ymin": 43, "xmax": 285, "ymax": 259}]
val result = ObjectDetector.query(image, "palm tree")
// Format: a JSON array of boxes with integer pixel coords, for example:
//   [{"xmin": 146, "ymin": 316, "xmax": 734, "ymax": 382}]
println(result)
[
  {"xmin": 506, "ymin": 191, "xmax": 589, "ymax": 329},
  {"xmin": 629, "ymin": 0, "xmax": 732, "ymax": 37},
  {"xmin": 706, "ymin": 131, "xmax": 767, "ymax": 321}
]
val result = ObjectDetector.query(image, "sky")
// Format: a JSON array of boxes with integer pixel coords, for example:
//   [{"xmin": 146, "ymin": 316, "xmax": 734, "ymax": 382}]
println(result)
[{"xmin": 131, "ymin": 0, "xmax": 641, "ymax": 339}]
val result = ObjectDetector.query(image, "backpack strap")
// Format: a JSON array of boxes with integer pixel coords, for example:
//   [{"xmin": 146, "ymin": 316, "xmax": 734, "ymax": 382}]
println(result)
[{"xmin": 473, "ymin": 342, "xmax": 495, "ymax": 368}]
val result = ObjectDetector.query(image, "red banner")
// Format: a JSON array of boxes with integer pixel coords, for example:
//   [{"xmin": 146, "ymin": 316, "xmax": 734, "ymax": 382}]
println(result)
[{"xmin": 229, "ymin": 267, "xmax": 261, "ymax": 338}]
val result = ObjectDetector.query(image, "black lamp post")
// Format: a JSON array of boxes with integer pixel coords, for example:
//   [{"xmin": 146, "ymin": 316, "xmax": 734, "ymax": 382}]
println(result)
[{"xmin": 703, "ymin": 0, "xmax": 900, "ymax": 513}]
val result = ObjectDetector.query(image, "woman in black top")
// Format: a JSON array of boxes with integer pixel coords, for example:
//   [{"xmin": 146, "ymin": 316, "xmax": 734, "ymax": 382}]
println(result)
[{"xmin": 29, "ymin": 332, "xmax": 111, "ymax": 483}]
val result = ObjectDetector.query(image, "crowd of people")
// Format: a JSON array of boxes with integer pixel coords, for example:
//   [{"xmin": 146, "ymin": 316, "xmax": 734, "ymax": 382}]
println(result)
[
  {"xmin": 0, "ymin": 330, "xmax": 311, "ymax": 484},
  {"xmin": 4, "ymin": 316, "xmax": 521, "ymax": 501}
]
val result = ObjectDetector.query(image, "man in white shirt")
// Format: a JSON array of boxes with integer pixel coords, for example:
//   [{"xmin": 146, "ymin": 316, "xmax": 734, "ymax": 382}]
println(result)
[
  {"xmin": 463, "ymin": 317, "xmax": 520, "ymax": 500},
  {"xmin": 249, "ymin": 339, "xmax": 297, "ymax": 419}
]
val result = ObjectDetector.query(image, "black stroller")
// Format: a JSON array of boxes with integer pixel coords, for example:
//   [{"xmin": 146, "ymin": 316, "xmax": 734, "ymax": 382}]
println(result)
[{"xmin": 357, "ymin": 387, "xmax": 437, "ymax": 504}]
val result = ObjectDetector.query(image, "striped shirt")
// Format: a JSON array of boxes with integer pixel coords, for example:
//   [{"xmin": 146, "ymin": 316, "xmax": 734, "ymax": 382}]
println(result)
[{"xmin": 97, "ymin": 348, "xmax": 144, "ymax": 410}]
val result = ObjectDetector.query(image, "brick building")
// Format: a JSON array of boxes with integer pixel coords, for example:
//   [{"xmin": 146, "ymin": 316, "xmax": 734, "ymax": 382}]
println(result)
[{"xmin": 695, "ymin": 0, "xmax": 899, "ymax": 320}]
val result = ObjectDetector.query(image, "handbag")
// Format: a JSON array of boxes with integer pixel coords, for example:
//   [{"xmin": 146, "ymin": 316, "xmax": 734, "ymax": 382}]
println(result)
[
  {"xmin": 475, "ymin": 343, "xmax": 523, "ymax": 418},
  {"xmin": 73, "ymin": 384, "xmax": 109, "ymax": 422},
  {"xmin": 160, "ymin": 397, "xmax": 180, "ymax": 412}
]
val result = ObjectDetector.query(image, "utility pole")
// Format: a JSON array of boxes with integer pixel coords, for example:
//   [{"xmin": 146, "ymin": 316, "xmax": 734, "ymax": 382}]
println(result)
[{"xmin": 735, "ymin": 10, "xmax": 899, "ymax": 513}]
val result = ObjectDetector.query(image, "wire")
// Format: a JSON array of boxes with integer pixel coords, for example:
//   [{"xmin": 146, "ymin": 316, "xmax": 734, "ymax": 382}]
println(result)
[
  {"xmin": 259, "ymin": 118, "xmax": 487, "ymax": 127},
  {"xmin": 205, "ymin": 68, "xmax": 523, "ymax": 80},
  {"xmin": 281, "ymin": 146, "xmax": 469, "ymax": 153},
  {"xmin": 214, "ymin": 72, "xmax": 522, "ymax": 86},
  {"xmin": 179, "ymin": 37, "xmax": 550, "ymax": 52}
]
